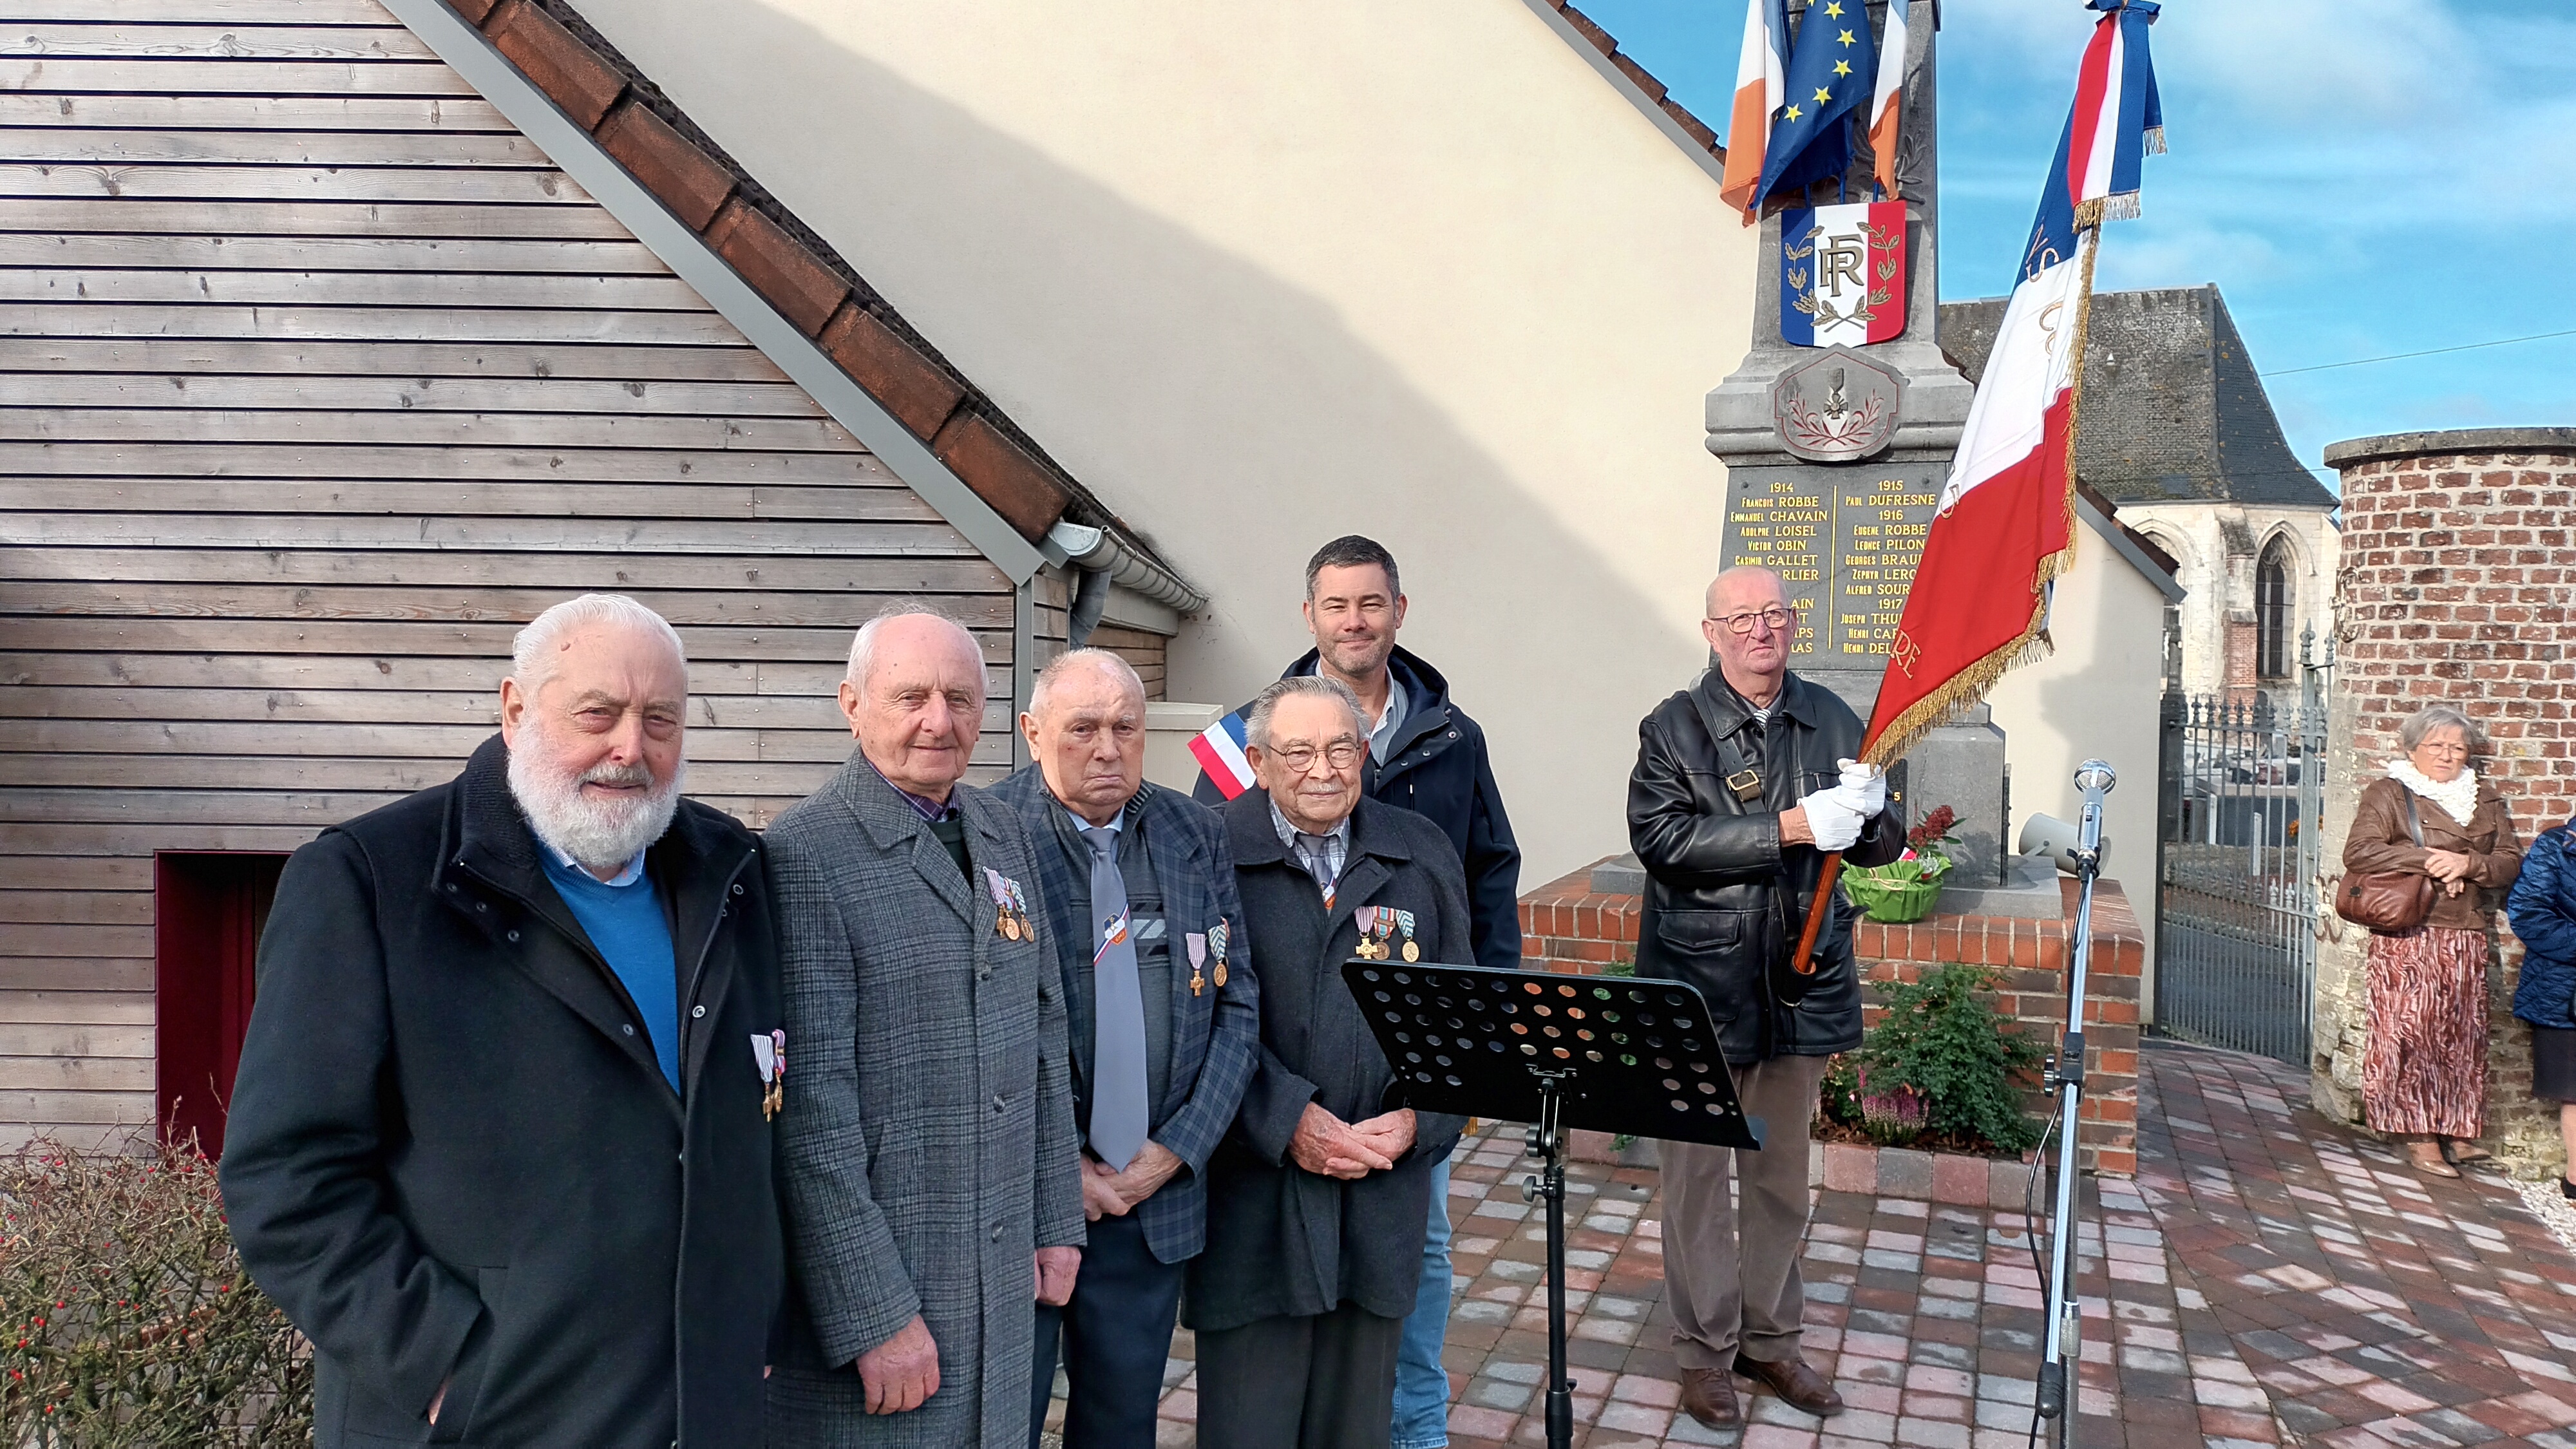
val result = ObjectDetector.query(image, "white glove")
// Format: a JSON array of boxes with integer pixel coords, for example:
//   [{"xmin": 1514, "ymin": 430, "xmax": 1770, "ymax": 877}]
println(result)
[
  {"xmin": 1796, "ymin": 787, "xmax": 1865, "ymax": 851},
  {"xmin": 1837, "ymin": 758, "xmax": 1888, "ymax": 817}
]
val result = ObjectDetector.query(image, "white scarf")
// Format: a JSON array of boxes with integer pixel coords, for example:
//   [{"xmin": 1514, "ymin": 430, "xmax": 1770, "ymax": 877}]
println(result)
[{"xmin": 2388, "ymin": 757, "xmax": 2481, "ymax": 828}]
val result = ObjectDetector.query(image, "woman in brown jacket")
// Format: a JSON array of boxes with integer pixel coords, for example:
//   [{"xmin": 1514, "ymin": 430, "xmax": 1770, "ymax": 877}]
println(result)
[{"xmin": 2343, "ymin": 704, "xmax": 2524, "ymax": 1177}]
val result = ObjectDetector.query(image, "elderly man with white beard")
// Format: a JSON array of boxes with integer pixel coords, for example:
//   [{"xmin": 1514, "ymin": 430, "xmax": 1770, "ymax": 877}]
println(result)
[{"xmin": 223, "ymin": 593, "xmax": 789, "ymax": 1449}]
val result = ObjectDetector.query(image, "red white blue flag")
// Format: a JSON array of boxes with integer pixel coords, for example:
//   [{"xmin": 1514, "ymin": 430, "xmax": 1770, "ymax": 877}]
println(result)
[
  {"xmin": 1188, "ymin": 712, "xmax": 1256, "ymax": 800},
  {"xmin": 1781, "ymin": 200, "xmax": 1906, "ymax": 347},
  {"xmin": 1862, "ymin": 0, "xmax": 2162, "ymax": 760},
  {"xmin": 1718, "ymin": 0, "xmax": 1789, "ymax": 222},
  {"xmin": 1866, "ymin": 0, "xmax": 1909, "ymax": 200}
]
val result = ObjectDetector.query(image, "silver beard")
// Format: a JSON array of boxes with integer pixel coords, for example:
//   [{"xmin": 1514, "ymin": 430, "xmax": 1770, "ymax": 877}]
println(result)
[{"xmin": 506, "ymin": 723, "xmax": 685, "ymax": 874}]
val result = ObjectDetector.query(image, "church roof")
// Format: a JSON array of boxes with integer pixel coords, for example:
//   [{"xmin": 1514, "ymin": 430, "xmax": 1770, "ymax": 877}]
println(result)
[{"xmin": 1939, "ymin": 284, "xmax": 2336, "ymax": 510}]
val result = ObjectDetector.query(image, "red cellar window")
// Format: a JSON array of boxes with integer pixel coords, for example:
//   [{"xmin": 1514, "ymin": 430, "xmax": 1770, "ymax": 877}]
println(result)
[{"xmin": 155, "ymin": 851, "xmax": 287, "ymax": 1157}]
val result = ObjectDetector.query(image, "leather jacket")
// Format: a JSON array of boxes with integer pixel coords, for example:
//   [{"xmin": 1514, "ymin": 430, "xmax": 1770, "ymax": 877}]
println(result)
[{"xmin": 1627, "ymin": 670, "xmax": 1904, "ymax": 1064}]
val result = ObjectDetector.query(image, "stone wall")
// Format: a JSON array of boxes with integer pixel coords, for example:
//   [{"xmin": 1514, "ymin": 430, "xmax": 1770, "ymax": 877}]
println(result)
[
  {"xmin": 2313, "ymin": 428, "xmax": 2576, "ymax": 1170},
  {"xmin": 1520, "ymin": 862, "xmax": 2143, "ymax": 1175}
]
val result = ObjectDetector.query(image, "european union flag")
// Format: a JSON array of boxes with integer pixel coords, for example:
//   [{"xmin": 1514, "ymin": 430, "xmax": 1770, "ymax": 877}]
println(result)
[{"xmin": 1754, "ymin": 0, "xmax": 1879, "ymax": 209}]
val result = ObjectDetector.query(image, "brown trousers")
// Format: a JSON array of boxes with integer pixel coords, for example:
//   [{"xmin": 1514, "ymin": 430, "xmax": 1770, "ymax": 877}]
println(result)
[{"xmin": 1659, "ymin": 1052, "xmax": 1827, "ymax": 1370}]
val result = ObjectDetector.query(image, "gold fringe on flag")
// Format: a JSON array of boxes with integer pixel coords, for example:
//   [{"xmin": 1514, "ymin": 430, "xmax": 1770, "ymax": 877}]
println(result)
[{"xmin": 1857, "ymin": 223, "xmax": 2101, "ymax": 770}]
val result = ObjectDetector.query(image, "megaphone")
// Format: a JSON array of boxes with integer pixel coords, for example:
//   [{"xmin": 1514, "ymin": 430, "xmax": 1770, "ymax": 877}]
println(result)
[{"xmin": 2018, "ymin": 813, "xmax": 2108, "ymax": 876}]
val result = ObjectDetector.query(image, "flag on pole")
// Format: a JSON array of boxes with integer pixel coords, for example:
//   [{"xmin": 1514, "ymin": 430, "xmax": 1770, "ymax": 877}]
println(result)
[
  {"xmin": 2065, "ymin": 0, "xmax": 2166, "ymax": 223},
  {"xmin": 1866, "ymin": 0, "xmax": 1909, "ymax": 200},
  {"xmin": 1859, "ymin": 0, "xmax": 2164, "ymax": 764},
  {"xmin": 1753, "ymin": 0, "xmax": 1877, "ymax": 212},
  {"xmin": 1718, "ymin": 0, "xmax": 1790, "ymax": 221}
]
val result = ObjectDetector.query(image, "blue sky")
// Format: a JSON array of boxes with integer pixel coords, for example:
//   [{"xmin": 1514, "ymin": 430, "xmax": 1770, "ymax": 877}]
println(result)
[{"xmin": 1577, "ymin": 0, "xmax": 2576, "ymax": 493}]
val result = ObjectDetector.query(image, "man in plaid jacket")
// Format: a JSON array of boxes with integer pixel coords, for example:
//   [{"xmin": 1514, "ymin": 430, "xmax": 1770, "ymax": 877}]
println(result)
[{"xmin": 992, "ymin": 649, "xmax": 1260, "ymax": 1447}]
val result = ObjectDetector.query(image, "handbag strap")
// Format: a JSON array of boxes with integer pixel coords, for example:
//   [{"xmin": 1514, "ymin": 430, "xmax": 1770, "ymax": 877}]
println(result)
[
  {"xmin": 1687, "ymin": 687, "xmax": 1802, "ymax": 956},
  {"xmin": 2400, "ymin": 787, "xmax": 2425, "ymax": 848}
]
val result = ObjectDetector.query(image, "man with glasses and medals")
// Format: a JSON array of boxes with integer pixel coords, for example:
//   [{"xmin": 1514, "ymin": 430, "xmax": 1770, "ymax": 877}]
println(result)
[
  {"xmin": 1189, "ymin": 676, "xmax": 1472, "ymax": 1449},
  {"xmin": 1189, "ymin": 535, "xmax": 1519, "ymax": 1449},
  {"xmin": 1627, "ymin": 566, "xmax": 1901, "ymax": 1431}
]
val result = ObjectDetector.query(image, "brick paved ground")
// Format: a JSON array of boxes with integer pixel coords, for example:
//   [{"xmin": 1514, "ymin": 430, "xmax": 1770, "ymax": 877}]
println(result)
[{"xmin": 1050, "ymin": 1041, "xmax": 2576, "ymax": 1446}]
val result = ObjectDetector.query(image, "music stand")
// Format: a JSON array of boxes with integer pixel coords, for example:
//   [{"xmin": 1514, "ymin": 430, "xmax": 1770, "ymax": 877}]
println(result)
[{"xmin": 1343, "ymin": 960, "xmax": 1759, "ymax": 1449}]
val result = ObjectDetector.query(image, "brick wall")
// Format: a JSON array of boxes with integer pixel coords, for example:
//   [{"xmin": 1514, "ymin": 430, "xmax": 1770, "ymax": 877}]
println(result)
[
  {"xmin": 2313, "ymin": 430, "xmax": 2576, "ymax": 1166},
  {"xmin": 1519, "ymin": 865, "xmax": 2143, "ymax": 1175}
]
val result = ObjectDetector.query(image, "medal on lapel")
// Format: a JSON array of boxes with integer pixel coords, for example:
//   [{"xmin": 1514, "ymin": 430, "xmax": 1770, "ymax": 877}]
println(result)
[
  {"xmin": 1395, "ymin": 909, "xmax": 1419, "ymax": 961},
  {"xmin": 1354, "ymin": 905, "xmax": 1383, "ymax": 960},
  {"xmin": 1186, "ymin": 931, "xmax": 1208, "ymax": 998},
  {"xmin": 1008, "ymin": 877, "xmax": 1034, "ymax": 943},
  {"xmin": 1208, "ymin": 920, "xmax": 1231, "ymax": 988},
  {"xmin": 752, "ymin": 1030, "xmax": 786, "ymax": 1122}
]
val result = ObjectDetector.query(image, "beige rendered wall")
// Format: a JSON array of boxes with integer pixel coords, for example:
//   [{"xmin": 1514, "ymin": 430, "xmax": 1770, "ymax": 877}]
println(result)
[
  {"xmin": 570, "ymin": 0, "xmax": 1760, "ymax": 885},
  {"xmin": 1987, "ymin": 520, "xmax": 2173, "ymax": 978}
]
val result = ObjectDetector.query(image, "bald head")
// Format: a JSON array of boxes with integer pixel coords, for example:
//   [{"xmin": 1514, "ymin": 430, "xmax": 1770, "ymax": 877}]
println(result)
[
  {"xmin": 1021, "ymin": 649, "xmax": 1148, "ymax": 825},
  {"xmin": 1701, "ymin": 565, "xmax": 1797, "ymax": 706},
  {"xmin": 837, "ymin": 605, "xmax": 987, "ymax": 802}
]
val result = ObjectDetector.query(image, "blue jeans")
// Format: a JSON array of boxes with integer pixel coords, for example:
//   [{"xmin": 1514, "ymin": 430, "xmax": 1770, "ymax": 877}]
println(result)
[{"xmin": 1390, "ymin": 1148, "xmax": 1455, "ymax": 1449}]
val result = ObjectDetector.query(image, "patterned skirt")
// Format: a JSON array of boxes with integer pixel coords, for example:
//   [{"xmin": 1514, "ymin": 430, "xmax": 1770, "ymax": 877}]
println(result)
[{"xmin": 2363, "ymin": 925, "xmax": 2490, "ymax": 1138}]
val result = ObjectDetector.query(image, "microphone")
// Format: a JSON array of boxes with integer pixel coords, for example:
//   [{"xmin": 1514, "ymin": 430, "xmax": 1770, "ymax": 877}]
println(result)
[{"xmin": 2072, "ymin": 761, "xmax": 2114, "ymax": 869}]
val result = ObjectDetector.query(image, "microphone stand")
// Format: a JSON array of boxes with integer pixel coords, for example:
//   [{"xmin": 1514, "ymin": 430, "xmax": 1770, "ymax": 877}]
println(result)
[{"xmin": 2035, "ymin": 762, "xmax": 2112, "ymax": 1449}]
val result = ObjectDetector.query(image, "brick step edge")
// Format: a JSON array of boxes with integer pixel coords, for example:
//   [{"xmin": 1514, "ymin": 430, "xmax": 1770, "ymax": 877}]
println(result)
[{"xmin": 1564, "ymin": 1129, "xmax": 2051, "ymax": 1207}]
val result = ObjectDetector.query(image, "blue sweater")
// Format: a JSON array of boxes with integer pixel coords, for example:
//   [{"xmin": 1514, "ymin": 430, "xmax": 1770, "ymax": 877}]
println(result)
[
  {"xmin": 541, "ymin": 851, "xmax": 682, "ymax": 1091},
  {"xmin": 2509, "ymin": 822, "xmax": 2576, "ymax": 1029}
]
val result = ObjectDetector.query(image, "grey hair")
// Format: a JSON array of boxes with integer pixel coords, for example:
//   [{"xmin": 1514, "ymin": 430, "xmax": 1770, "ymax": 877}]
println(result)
[
  {"xmin": 844, "ymin": 601, "xmax": 980, "ymax": 688},
  {"xmin": 1704, "ymin": 565, "xmax": 1789, "ymax": 615},
  {"xmin": 511, "ymin": 594, "xmax": 687, "ymax": 693},
  {"xmin": 1244, "ymin": 675, "xmax": 1366, "ymax": 753},
  {"xmin": 2400, "ymin": 703, "xmax": 2487, "ymax": 756},
  {"xmin": 1029, "ymin": 648, "xmax": 1146, "ymax": 717}
]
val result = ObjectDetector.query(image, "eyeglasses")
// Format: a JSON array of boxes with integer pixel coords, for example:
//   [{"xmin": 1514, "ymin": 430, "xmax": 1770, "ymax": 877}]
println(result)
[
  {"xmin": 1710, "ymin": 606, "xmax": 1795, "ymax": 635},
  {"xmin": 1268, "ymin": 741, "xmax": 1363, "ymax": 774}
]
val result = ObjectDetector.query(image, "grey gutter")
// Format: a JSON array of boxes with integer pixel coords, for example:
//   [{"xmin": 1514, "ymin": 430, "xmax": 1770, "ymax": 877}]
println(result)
[
  {"xmin": 381, "ymin": 0, "xmax": 1045, "ymax": 583},
  {"xmin": 1043, "ymin": 522, "xmax": 1208, "ymax": 616}
]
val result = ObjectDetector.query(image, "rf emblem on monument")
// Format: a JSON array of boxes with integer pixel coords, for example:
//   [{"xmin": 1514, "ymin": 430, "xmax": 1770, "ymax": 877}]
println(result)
[
  {"xmin": 1769, "ymin": 346, "xmax": 1903, "ymax": 463},
  {"xmin": 1781, "ymin": 200, "xmax": 1907, "ymax": 348}
]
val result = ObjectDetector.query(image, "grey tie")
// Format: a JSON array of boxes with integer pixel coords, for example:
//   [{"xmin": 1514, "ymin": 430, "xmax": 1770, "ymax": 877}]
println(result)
[
  {"xmin": 1296, "ymin": 833, "xmax": 1338, "ymax": 895},
  {"xmin": 1081, "ymin": 825, "xmax": 1150, "ymax": 1171}
]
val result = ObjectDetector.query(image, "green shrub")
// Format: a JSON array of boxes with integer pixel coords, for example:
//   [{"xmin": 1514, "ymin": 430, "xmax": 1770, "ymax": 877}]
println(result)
[
  {"xmin": 0, "ymin": 1133, "xmax": 313, "ymax": 1446},
  {"xmin": 1852, "ymin": 963, "xmax": 2045, "ymax": 1153}
]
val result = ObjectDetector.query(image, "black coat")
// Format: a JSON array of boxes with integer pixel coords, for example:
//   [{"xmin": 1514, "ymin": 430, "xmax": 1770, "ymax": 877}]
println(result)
[
  {"xmin": 220, "ymin": 735, "xmax": 784, "ymax": 1449},
  {"xmin": 1195, "ymin": 647, "xmax": 1522, "ymax": 970},
  {"xmin": 1627, "ymin": 671, "xmax": 1904, "ymax": 1065},
  {"xmin": 1184, "ymin": 792, "xmax": 1469, "ymax": 1333}
]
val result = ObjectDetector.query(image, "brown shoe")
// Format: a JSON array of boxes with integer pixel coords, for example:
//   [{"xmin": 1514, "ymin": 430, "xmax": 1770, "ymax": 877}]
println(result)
[
  {"xmin": 2406, "ymin": 1139, "xmax": 2461, "ymax": 1179},
  {"xmin": 1734, "ymin": 1353, "xmax": 1845, "ymax": 1417},
  {"xmin": 1678, "ymin": 1366, "xmax": 1741, "ymax": 1430}
]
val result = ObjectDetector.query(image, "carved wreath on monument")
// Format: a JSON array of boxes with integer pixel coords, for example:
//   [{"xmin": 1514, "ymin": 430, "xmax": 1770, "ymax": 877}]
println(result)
[{"xmin": 1768, "ymin": 346, "xmax": 1903, "ymax": 463}]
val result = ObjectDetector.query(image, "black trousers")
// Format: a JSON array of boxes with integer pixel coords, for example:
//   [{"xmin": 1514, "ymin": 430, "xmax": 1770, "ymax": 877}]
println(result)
[
  {"xmin": 1194, "ymin": 1302, "xmax": 1405, "ymax": 1449},
  {"xmin": 1028, "ymin": 1211, "xmax": 1184, "ymax": 1449}
]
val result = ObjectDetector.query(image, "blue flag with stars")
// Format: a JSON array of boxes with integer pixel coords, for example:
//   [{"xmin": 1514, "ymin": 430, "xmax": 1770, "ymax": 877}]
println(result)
[{"xmin": 1754, "ymin": 0, "xmax": 1878, "ymax": 209}]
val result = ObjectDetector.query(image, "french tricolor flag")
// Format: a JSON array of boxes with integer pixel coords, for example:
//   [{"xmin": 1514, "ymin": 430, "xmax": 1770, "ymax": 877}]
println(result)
[
  {"xmin": 1188, "ymin": 712, "xmax": 1258, "ymax": 800},
  {"xmin": 1718, "ymin": 0, "xmax": 1788, "ymax": 223},
  {"xmin": 1861, "ymin": 0, "xmax": 2161, "ymax": 761}
]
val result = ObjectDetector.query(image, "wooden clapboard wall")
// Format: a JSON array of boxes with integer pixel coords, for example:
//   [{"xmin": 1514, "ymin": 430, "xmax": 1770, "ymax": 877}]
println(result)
[{"xmin": 0, "ymin": 0, "xmax": 1029, "ymax": 1147}]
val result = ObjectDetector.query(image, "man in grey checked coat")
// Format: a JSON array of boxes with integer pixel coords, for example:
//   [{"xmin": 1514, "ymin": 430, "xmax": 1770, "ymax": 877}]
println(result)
[
  {"xmin": 991, "ymin": 650, "xmax": 1259, "ymax": 1446},
  {"xmin": 767, "ymin": 605, "xmax": 1085, "ymax": 1449}
]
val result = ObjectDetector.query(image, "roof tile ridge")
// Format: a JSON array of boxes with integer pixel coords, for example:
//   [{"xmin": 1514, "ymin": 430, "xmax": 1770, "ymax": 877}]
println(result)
[
  {"xmin": 1557, "ymin": 1, "xmax": 1728, "ymax": 161},
  {"xmin": 457, "ymin": 0, "xmax": 1142, "ymax": 551}
]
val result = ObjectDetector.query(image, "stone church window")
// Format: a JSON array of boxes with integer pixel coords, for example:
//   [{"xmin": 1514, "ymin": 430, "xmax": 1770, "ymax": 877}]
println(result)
[{"xmin": 2255, "ymin": 542, "xmax": 2293, "ymax": 678}]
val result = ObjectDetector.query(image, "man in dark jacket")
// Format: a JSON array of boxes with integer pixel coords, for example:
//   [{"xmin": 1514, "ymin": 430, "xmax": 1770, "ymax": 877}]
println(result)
[
  {"xmin": 992, "ymin": 649, "xmax": 1259, "ymax": 1446},
  {"xmin": 1191, "ymin": 535, "xmax": 1517, "ymax": 1447},
  {"xmin": 221, "ymin": 594, "xmax": 784, "ymax": 1448},
  {"xmin": 1627, "ymin": 565, "xmax": 1902, "ymax": 1430},
  {"xmin": 1191, "ymin": 676, "xmax": 1470, "ymax": 1449}
]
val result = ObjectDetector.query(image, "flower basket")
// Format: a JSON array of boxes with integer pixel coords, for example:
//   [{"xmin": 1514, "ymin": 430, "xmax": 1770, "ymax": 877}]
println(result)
[{"xmin": 1843, "ymin": 867, "xmax": 1946, "ymax": 923}]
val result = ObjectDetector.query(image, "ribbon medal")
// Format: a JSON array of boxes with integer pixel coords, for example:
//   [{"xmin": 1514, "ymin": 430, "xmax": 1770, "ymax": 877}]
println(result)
[
  {"xmin": 982, "ymin": 867, "xmax": 1018, "ymax": 940},
  {"xmin": 1395, "ymin": 908, "xmax": 1419, "ymax": 962},
  {"xmin": 1208, "ymin": 920, "xmax": 1230, "ymax": 989},
  {"xmin": 752, "ymin": 1030, "xmax": 786, "ymax": 1121},
  {"xmin": 1186, "ymin": 932, "xmax": 1208, "ymax": 997},
  {"xmin": 1354, "ymin": 905, "xmax": 1383, "ymax": 960},
  {"xmin": 1006, "ymin": 877, "xmax": 1034, "ymax": 944}
]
